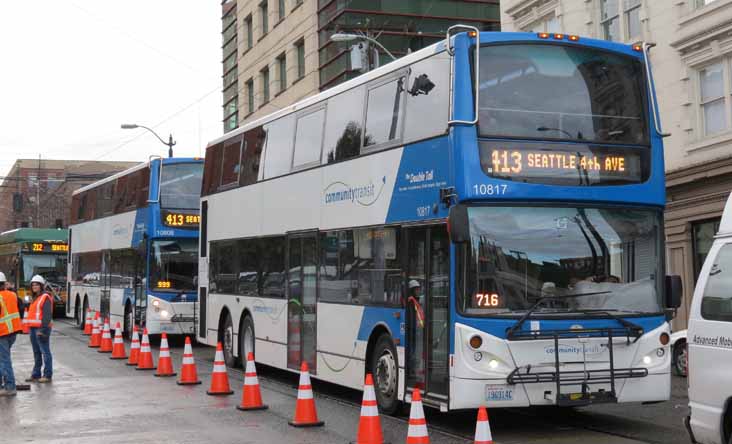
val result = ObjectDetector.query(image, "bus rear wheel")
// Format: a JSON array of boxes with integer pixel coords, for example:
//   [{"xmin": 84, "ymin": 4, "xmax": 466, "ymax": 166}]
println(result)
[
  {"xmin": 239, "ymin": 316, "xmax": 255, "ymax": 362},
  {"xmin": 124, "ymin": 304, "xmax": 133, "ymax": 340},
  {"xmin": 370, "ymin": 333, "xmax": 400, "ymax": 415},
  {"xmin": 221, "ymin": 314, "xmax": 241, "ymax": 368},
  {"xmin": 74, "ymin": 296, "xmax": 82, "ymax": 328}
]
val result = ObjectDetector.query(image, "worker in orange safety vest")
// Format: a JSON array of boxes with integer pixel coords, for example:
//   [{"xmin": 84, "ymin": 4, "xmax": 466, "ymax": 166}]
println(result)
[
  {"xmin": 0, "ymin": 271, "xmax": 22, "ymax": 396},
  {"xmin": 24, "ymin": 275, "xmax": 53, "ymax": 383}
]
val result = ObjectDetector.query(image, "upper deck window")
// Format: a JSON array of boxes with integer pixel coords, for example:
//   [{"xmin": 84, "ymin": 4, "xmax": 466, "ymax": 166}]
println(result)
[
  {"xmin": 160, "ymin": 163, "xmax": 203, "ymax": 210},
  {"xmin": 477, "ymin": 44, "xmax": 648, "ymax": 146}
]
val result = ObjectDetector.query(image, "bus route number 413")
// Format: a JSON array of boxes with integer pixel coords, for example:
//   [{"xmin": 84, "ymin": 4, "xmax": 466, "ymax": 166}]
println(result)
[{"xmin": 473, "ymin": 184, "xmax": 507, "ymax": 196}]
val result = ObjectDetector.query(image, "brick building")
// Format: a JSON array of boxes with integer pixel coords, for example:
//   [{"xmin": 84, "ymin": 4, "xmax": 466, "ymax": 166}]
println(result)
[{"xmin": 0, "ymin": 159, "xmax": 139, "ymax": 232}]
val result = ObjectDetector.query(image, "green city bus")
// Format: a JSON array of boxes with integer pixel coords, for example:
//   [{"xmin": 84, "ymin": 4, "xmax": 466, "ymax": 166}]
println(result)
[{"xmin": 0, "ymin": 228, "xmax": 69, "ymax": 316}]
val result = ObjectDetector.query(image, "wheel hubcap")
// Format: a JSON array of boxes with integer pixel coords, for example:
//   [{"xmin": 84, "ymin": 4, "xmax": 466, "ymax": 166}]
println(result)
[
  {"xmin": 375, "ymin": 350, "xmax": 397, "ymax": 398},
  {"xmin": 678, "ymin": 348, "xmax": 688, "ymax": 374},
  {"xmin": 244, "ymin": 326, "xmax": 254, "ymax": 358}
]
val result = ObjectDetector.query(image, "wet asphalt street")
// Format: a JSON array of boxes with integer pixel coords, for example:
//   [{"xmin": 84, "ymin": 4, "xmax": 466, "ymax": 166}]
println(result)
[{"xmin": 0, "ymin": 320, "xmax": 690, "ymax": 444}]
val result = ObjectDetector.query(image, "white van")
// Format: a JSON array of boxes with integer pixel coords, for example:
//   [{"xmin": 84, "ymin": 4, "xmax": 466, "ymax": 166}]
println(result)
[{"xmin": 687, "ymin": 192, "xmax": 732, "ymax": 444}]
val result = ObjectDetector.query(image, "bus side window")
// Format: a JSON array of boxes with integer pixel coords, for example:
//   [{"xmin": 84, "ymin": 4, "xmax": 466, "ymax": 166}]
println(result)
[
  {"xmin": 240, "ymin": 126, "xmax": 265, "ymax": 187},
  {"xmin": 322, "ymin": 86, "xmax": 365, "ymax": 165}
]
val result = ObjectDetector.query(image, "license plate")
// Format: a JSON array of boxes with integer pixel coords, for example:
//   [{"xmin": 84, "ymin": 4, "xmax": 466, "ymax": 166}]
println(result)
[{"xmin": 485, "ymin": 385, "xmax": 514, "ymax": 402}]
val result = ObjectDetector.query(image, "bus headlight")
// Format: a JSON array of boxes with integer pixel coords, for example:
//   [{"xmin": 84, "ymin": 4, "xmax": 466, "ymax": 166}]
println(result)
[
  {"xmin": 152, "ymin": 300, "xmax": 160, "ymax": 308},
  {"xmin": 488, "ymin": 359, "xmax": 499, "ymax": 369},
  {"xmin": 160, "ymin": 310, "xmax": 170, "ymax": 319},
  {"xmin": 642, "ymin": 355, "xmax": 652, "ymax": 365}
]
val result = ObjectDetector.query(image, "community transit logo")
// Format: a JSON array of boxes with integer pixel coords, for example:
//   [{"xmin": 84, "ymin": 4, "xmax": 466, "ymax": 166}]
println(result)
[{"xmin": 323, "ymin": 176, "xmax": 386, "ymax": 207}]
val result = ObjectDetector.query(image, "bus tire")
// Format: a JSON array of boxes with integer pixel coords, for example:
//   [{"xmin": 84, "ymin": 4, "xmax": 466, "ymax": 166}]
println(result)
[
  {"xmin": 124, "ymin": 303, "xmax": 133, "ymax": 340},
  {"xmin": 81, "ymin": 297, "xmax": 89, "ymax": 329},
  {"xmin": 370, "ymin": 333, "xmax": 400, "ymax": 415},
  {"xmin": 239, "ymin": 315, "xmax": 255, "ymax": 362},
  {"xmin": 672, "ymin": 339, "xmax": 687, "ymax": 377},
  {"xmin": 221, "ymin": 313, "xmax": 241, "ymax": 368},
  {"xmin": 74, "ymin": 296, "xmax": 82, "ymax": 328}
]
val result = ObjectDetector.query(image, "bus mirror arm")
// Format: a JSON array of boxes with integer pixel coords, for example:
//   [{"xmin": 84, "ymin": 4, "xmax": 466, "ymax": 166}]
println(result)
[{"xmin": 642, "ymin": 43, "xmax": 671, "ymax": 138}]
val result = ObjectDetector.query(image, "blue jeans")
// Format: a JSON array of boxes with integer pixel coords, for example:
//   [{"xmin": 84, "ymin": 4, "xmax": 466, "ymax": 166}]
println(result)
[
  {"xmin": 30, "ymin": 327, "xmax": 52, "ymax": 379},
  {"xmin": 0, "ymin": 333, "xmax": 17, "ymax": 390}
]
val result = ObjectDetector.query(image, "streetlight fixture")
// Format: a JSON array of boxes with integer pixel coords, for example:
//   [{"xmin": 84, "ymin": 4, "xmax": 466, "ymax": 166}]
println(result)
[
  {"xmin": 330, "ymin": 32, "xmax": 397, "ymax": 61},
  {"xmin": 120, "ymin": 123, "xmax": 176, "ymax": 158}
]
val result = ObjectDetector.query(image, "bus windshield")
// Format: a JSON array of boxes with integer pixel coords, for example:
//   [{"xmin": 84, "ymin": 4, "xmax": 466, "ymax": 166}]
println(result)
[
  {"xmin": 477, "ymin": 44, "xmax": 648, "ymax": 145},
  {"xmin": 22, "ymin": 254, "xmax": 67, "ymax": 286},
  {"xmin": 457, "ymin": 206, "xmax": 662, "ymax": 316},
  {"xmin": 149, "ymin": 238, "xmax": 198, "ymax": 291},
  {"xmin": 160, "ymin": 162, "xmax": 203, "ymax": 210}
]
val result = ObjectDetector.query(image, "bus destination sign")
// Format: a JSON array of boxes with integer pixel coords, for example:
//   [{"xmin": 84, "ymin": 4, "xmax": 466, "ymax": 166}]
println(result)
[
  {"xmin": 480, "ymin": 142, "xmax": 645, "ymax": 185},
  {"xmin": 162, "ymin": 211, "xmax": 200, "ymax": 228},
  {"xmin": 25, "ymin": 242, "xmax": 68, "ymax": 253}
]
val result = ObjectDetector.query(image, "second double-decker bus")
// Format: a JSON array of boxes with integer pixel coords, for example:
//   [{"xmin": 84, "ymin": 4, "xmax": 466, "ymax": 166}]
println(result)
[
  {"xmin": 197, "ymin": 28, "xmax": 681, "ymax": 413},
  {"xmin": 67, "ymin": 157, "xmax": 203, "ymax": 337},
  {"xmin": 0, "ymin": 228, "xmax": 69, "ymax": 316}
]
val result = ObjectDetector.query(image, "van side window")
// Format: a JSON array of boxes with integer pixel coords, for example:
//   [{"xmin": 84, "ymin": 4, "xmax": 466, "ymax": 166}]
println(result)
[{"xmin": 701, "ymin": 244, "xmax": 732, "ymax": 322}]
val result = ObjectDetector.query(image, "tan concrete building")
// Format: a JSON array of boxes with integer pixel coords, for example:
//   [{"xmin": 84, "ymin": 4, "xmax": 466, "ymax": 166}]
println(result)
[
  {"xmin": 500, "ymin": 0, "xmax": 732, "ymax": 328},
  {"xmin": 0, "ymin": 159, "xmax": 139, "ymax": 232},
  {"xmin": 221, "ymin": 0, "xmax": 502, "ymax": 132}
]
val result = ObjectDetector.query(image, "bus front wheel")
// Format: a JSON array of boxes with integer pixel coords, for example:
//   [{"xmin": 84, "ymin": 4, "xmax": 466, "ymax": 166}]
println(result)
[
  {"xmin": 221, "ymin": 314, "xmax": 241, "ymax": 368},
  {"xmin": 370, "ymin": 333, "xmax": 400, "ymax": 415},
  {"xmin": 239, "ymin": 315, "xmax": 255, "ymax": 362},
  {"xmin": 74, "ymin": 296, "xmax": 82, "ymax": 328},
  {"xmin": 124, "ymin": 304, "xmax": 133, "ymax": 341}
]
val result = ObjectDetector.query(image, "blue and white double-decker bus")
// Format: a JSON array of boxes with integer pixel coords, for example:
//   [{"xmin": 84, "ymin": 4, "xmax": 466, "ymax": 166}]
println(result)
[
  {"xmin": 67, "ymin": 157, "xmax": 203, "ymax": 337},
  {"xmin": 197, "ymin": 28, "xmax": 681, "ymax": 413}
]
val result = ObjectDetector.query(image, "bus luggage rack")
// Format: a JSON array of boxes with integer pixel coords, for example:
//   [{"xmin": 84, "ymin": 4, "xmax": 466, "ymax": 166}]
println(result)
[{"xmin": 506, "ymin": 327, "xmax": 648, "ymax": 406}]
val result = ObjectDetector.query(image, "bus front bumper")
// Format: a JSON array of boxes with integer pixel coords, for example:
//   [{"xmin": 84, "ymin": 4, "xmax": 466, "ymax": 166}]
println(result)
[{"xmin": 145, "ymin": 297, "xmax": 196, "ymax": 335}]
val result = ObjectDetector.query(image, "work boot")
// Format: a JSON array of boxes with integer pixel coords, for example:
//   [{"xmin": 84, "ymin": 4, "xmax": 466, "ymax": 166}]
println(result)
[
  {"xmin": 38, "ymin": 377, "xmax": 52, "ymax": 383},
  {"xmin": 25, "ymin": 377, "xmax": 39, "ymax": 383},
  {"xmin": 0, "ymin": 389, "xmax": 17, "ymax": 397}
]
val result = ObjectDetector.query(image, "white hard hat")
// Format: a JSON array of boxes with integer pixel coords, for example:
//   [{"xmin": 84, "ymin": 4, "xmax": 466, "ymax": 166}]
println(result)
[
  {"xmin": 0, "ymin": 272, "xmax": 5, "ymax": 282},
  {"xmin": 30, "ymin": 275, "xmax": 45, "ymax": 285},
  {"xmin": 408, "ymin": 279, "xmax": 421, "ymax": 289}
]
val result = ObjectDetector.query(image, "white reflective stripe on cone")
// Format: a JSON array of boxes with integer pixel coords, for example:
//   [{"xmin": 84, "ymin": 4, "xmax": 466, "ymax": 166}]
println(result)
[
  {"xmin": 298, "ymin": 389, "xmax": 314, "ymax": 400},
  {"xmin": 408, "ymin": 424, "xmax": 429, "ymax": 437},
  {"xmin": 361, "ymin": 404, "xmax": 379, "ymax": 417},
  {"xmin": 140, "ymin": 345, "xmax": 151, "ymax": 352},
  {"xmin": 298, "ymin": 372, "xmax": 311, "ymax": 386},
  {"xmin": 213, "ymin": 364, "xmax": 227, "ymax": 372},
  {"xmin": 131, "ymin": 341, "xmax": 140, "ymax": 349},
  {"xmin": 244, "ymin": 375, "xmax": 259, "ymax": 385},
  {"xmin": 160, "ymin": 349, "xmax": 170, "ymax": 358},
  {"xmin": 183, "ymin": 344, "xmax": 193, "ymax": 354},
  {"xmin": 182, "ymin": 355, "xmax": 195, "ymax": 365},
  {"xmin": 410, "ymin": 402, "xmax": 425, "ymax": 419},
  {"xmin": 214, "ymin": 351, "xmax": 225, "ymax": 361}
]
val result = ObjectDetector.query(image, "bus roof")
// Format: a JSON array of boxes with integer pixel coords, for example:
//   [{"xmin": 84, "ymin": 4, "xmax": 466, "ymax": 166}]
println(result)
[
  {"xmin": 0, "ymin": 228, "xmax": 68, "ymax": 245},
  {"xmin": 72, "ymin": 157, "xmax": 202, "ymax": 196}
]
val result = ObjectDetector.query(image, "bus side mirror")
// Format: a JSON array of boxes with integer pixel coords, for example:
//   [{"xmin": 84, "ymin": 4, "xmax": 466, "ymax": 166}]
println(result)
[
  {"xmin": 448, "ymin": 205, "xmax": 469, "ymax": 243},
  {"xmin": 665, "ymin": 275, "xmax": 682, "ymax": 309}
]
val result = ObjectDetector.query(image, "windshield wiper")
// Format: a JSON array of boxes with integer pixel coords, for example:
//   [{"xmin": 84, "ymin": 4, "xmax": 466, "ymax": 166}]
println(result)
[
  {"xmin": 506, "ymin": 291, "xmax": 610, "ymax": 339},
  {"xmin": 563, "ymin": 309, "xmax": 644, "ymax": 343}
]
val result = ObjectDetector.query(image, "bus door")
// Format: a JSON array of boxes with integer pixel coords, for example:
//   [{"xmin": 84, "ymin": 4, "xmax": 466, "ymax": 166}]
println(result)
[
  {"xmin": 404, "ymin": 225, "xmax": 450, "ymax": 400},
  {"xmin": 100, "ymin": 250, "xmax": 112, "ymax": 319},
  {"xmin": 286, "ymin": 232, "xmax": 318, "ymax": 373},
  {"xmin": 134, "ymin": 239, "xmax": 147, "ymax": 328}
]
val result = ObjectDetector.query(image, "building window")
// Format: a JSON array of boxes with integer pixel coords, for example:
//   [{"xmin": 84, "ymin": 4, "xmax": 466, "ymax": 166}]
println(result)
[
  {"xmin": 693, "ymin": 218, "xmax": 721, "ymax": 283},
  {"xmin": 278, "ymin": 0, "xmax": 286, "ymax": 21},
  {"xmin": 699, "ymin": 62, "xmax": 726, "ymax": 136},
  {"xmin": 260, "ymin": 1, "xmax": 269, "ymax": 35},
  {"xmin": 245, "ymin": 15, "xmax": 253, "ymax": 50},
  {"xmin": 277, "ymin": 53, "xmax": 287, "ymax": 93},
  {"xmin": 696, "ymin": 0, "xmax": 719, "ymax": 8},
  {"xmin": 261, "ymin": 66, "xmax": 270, "ymax": 104},
  {"xmin": 601, "ymin": 0, "xmax": 620, "ymax": 41},
  {"xmin": 246, "ymin": 78, "xmax": 254, "ymax": 114},
  {"xmin": 295, "ymin": 39, "xmax": 305, "ymax": 80},
  {"xmin": 528, "ymin": 15, "xmax": 559, "ymax": 33},
  {"xmin": 624, "ymin": 0, "xmax": 641, "ymax": 40}
]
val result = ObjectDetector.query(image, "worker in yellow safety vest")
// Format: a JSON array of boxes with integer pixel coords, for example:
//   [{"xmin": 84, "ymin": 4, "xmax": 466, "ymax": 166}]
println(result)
[
  {"xmin": 0, "ymin": 271, "xmax": 22, "ymax": 396},
  {"xmin": 24, "ymin": 275, "xmax": 53, "ymax": 383}
]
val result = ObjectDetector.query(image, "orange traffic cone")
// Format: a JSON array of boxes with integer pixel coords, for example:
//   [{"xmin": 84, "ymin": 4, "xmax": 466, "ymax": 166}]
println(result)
[
  {"xmin": 154, "ymin": 333, "xmax": 176, "ymax": 377},
  {"xmin": 207, "ymin": 342, "xmax": 233, "ymax": 395},
  {"xmin": 126, "ymin": 326, "xmax": 140, "ymax": 366},
  {"xmin": 236, "ymin": 352, "xmax": 268, "ymax": 411},
  {"xmin": 110, "ymin": 322, "xmax": 127, "ymax": 360},
  {"xmin": 177, "ymin": 337, "xmax": 201, "ymax": 385},
  {"xmin": 288, "ymin": 362, "xmax": 324, "ymax": 428},
  {"xmin": 83, "ymin": 309, "xmax": 93, "ymax": 335},
  {"xmin": 88, "ymin": 313, "xmax": 101, "ymax": 348},
  {"xmin": 473, "ymin": 406, "xmax": 493, "ymax": 444},
  {"xmin": 351, "ymin": 374, "xmax": 385, "ymax": 444},
  {"xmin": 136, "ymin": 328, "xmax": 156, "ymax": 371},
  {"xmin": 406, "ymin": 388, "xmax": 429, "ymax": 444},
  {"xmin": 21, "ymin": 308, "xmax": 30, "ymax": 334},
  {"xmin": 98, "ymin": 318, "xmax": 113, "ymax": 353}
]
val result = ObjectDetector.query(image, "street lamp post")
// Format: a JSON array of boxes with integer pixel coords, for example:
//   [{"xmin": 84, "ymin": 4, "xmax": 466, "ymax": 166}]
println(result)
[
  {"xmin": 121, "ymin": 123, "xmax": 176, "ymax": 158},
  {"xmin": 330, "ymin": 32, "xmax": 397, "ymax": 64}
]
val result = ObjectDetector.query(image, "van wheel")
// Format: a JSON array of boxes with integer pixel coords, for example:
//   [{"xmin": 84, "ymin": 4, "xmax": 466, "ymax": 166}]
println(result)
[
  {"xmin": 370, "ymin": 334, "xmax": 400, "ymax": 415},
  {"xmin": 673, "ymin": 340, "xmax": 687, "ymax": 377}
]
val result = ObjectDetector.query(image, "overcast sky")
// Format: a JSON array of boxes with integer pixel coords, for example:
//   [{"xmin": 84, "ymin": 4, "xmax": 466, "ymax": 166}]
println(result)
[{"xmin": 0, "ymin": 1, "xmax": 222, "ymax": 176}]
